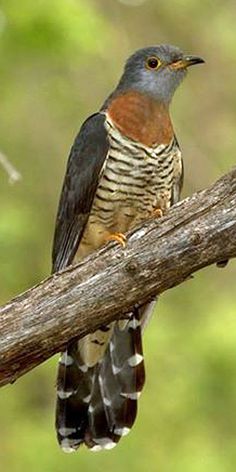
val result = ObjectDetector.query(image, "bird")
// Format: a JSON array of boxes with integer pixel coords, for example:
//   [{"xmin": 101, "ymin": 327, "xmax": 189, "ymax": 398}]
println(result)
[{"xmin": 52, "ymin": 44, "xmax": 204, "ymax": 453}]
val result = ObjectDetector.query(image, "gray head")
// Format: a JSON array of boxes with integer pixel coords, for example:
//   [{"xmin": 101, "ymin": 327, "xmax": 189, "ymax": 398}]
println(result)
[{"xmin": 116, "ymin": 44, "xmax": 204, "ymax": 104}]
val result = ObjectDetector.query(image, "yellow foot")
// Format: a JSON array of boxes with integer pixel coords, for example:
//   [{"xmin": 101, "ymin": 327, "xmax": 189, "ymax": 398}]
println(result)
[
  {"xmin": 152, "ymin": 208, "xmax": 163, "ymax": 218},
  {"xmin": 106, "ymin": 232, "xmax": 127, "ymax": 248}
]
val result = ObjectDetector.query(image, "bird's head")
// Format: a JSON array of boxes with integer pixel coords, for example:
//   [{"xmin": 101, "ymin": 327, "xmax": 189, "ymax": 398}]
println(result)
[{"xmin": 117, "ymin": 44, "xmax": 204, "ymax": 104}]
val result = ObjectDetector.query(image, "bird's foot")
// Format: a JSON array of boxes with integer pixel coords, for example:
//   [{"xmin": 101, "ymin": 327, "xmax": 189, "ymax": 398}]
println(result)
[
  {"xmin": 152, "ymin": 208, "xmax": 164, "ymax": 218},
  {"xmin": 106, "ymin": 232, "xmax": 127, "ymax": 247}
]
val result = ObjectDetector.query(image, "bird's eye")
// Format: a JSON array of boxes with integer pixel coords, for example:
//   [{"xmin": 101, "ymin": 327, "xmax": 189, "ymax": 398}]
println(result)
[{"xmin": 146, "ymin": 56, "xmax": 161, "ymax": 70}]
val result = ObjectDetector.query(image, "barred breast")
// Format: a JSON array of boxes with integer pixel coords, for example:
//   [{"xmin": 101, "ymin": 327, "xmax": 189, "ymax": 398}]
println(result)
[{"xmin": 76, "ymin": 114, "xmax": 182, "ymax": 259}]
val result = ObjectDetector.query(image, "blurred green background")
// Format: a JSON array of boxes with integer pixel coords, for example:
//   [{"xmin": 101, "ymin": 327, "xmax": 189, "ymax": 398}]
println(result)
[{"xmin": 0, "ymin": 0, "xmax": 236, "ymax": 471}]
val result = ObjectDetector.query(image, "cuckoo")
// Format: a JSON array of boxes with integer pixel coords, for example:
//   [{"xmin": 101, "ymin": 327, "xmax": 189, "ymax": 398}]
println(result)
[{"xmin": 52, "ymin": 44, "xmax": 204, "ymax": 452}]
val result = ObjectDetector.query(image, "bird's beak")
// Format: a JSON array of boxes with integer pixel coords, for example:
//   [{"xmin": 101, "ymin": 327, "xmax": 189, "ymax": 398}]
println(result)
[
  {"xmin": 170, "ymin": 55, "xmax": 205, "ymax": 70},
  {"xmin": 183, "ymin": 55, "xmax": 205, "ymax": 67}
]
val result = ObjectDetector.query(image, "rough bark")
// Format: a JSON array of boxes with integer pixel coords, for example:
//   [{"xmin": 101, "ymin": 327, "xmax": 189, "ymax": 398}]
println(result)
[{"xmin": 0, "ymin": 168, "xmax": 236, "ymax": 388}]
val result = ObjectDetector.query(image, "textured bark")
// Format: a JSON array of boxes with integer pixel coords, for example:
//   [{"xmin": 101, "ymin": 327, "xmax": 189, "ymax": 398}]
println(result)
[{"xmin": 0, "ymin": 168, "xmax": 236, "ymax": 387}]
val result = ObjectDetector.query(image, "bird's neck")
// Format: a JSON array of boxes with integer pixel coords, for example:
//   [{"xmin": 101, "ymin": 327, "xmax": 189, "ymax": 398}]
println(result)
[{"xmin": 106, "ymin": 90, "xmax": 174, "ymax": 148}]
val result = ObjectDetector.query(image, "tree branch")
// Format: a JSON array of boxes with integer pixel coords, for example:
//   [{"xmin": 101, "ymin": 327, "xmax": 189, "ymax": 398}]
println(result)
[
  {"xmin": 1, "ymin": 168, "xmax": 236, "ymax": 387},
  {"xmin": 0, "ymin": 151, "xmax": 21, "ymax": 184}
]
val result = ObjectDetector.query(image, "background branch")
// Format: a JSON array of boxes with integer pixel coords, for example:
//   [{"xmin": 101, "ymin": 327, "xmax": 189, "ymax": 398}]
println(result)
[
  {"xmin": 0, "ymin": 150, "xmax": 21, "ymax": 184},
  {"xmin": 0, "ymin": 168, "xmax": 236, "ymax": 388}
]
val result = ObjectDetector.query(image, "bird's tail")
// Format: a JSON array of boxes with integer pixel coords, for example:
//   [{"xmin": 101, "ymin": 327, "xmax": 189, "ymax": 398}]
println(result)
[{"xmin": 55, "ymin": 308, "xmax": 145, "ymax": 452}]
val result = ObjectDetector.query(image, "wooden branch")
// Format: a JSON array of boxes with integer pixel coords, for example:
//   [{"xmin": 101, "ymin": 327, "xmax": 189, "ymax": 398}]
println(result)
[{"xmin": 1, "ymin": 168, "xmax": 236, "ymax": 387}]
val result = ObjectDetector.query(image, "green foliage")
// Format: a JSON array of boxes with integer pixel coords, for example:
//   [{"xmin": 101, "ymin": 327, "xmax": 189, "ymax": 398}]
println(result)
[
  {"xmin": 0, "ymin": 1, "xmax": 236, "ymax": 471},
  {"xmin": 0, "ymin": 0, "xmax": 109, "ymax": 58}
]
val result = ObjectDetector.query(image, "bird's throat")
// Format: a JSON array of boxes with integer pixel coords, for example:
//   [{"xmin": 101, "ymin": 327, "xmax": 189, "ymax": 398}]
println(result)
[{"xmin": 107, "ymin": 90, "xmax": 174, "ymax": 147}]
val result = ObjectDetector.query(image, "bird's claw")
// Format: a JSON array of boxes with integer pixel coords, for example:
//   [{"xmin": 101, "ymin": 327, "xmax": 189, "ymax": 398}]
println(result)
[
  {"xmin": 106, "ymin": 232, "xmax": 127, "ymax": 248},
  {"xmin": 152, "ymin": 208, "xmax": 163, "ymax": 218}
]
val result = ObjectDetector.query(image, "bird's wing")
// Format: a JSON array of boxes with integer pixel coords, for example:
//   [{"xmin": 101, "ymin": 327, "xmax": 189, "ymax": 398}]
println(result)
[
  {"xmin": 52, "ymin": 112, "xmax": 109, "ymax": 273},
  {"xmin": 171, "ymin": 137, "xmax": 184, "ymax": 205}
]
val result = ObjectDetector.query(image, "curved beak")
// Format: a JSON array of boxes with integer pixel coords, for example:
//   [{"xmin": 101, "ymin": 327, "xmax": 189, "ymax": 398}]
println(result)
[
  {"xmin": 183, "ymin": 55, "xmax": 205, "ymax": 67},
  {"xmin": 170, "ymin": 55, "xmax": 205, "ymax": 70}
]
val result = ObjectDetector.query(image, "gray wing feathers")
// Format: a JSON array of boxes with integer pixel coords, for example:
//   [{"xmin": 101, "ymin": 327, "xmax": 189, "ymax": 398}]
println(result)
[{"xmin": 52, "ymin": 112, "xmax": 109, "ymax": 272}]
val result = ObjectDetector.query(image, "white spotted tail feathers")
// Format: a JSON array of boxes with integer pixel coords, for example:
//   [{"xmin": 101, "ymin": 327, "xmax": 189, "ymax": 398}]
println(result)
[{"xmin": 55, "ymin": 308, "xmax": 145, "ymax": 452}]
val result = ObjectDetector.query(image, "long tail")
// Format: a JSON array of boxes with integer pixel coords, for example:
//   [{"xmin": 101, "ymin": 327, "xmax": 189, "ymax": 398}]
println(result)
[
  {"xmin": 56, "ymin": 341, "xmax": 94, "ymax": 452},
  {"xmin": 55, "ymin": 307, "xmax": 145, "ymax": 452}
]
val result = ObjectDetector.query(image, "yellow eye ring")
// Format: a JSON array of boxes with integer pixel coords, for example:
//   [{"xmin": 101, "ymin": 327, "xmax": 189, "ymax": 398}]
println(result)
[{"xmin": 146, "ymin": 56, "xmax": 161, "ymax": 70}]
